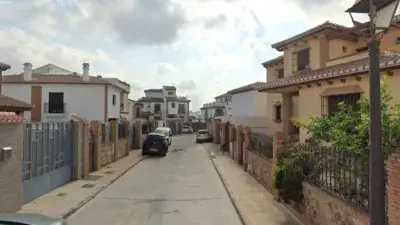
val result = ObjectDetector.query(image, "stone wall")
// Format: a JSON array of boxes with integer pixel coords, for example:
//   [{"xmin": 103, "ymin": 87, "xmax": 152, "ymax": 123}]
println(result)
[
  {"xmin": 117, "ymin": 138, "xmax": 128, "ymax": 159},
  {"xmin": 0, "ymin": 123, "xmax": 23, "ymax": 212},
  {"xmin": 101, "ymin": 142, "xmax": 114, "ymax": 167},
  {"xmin": 301, "ymin": 182, "xmax": 369, "ymax": 225},
  {"xmin": 387, "ymin": 152, "xmax": 400, "ymax": 225},
  {"xmin": 246, "ymin": 151, "xmax": 274, "ymax": 192}
]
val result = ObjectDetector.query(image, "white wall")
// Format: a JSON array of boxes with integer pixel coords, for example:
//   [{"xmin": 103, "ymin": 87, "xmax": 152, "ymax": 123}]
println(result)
[
  {"xmin": 167, "ymin": 101, "xmax": 178, "ymax": 114},
  {"xmin": 3, "ymin": 83, "xmax": 105, "ymax": 122},
  {"xmin": 107, "ymin": 85, "xmax": 120, "ymax": 119},
  {"xmin": 231, "ymin": 91, "xmax": 256, "ymax": 116},
  {"xmin": 145, "ymin": 92, "xmax": 163, "ymax": 98}
]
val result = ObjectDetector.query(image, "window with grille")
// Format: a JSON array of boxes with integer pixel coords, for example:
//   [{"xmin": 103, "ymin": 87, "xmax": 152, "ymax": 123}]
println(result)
[
  {"xmin": 48, "ymin": 92, "xmax": 64, "ymax": 113},
  {"xmin": 321, "ymin": 93, "xmax": 361, "ymax": 116}
]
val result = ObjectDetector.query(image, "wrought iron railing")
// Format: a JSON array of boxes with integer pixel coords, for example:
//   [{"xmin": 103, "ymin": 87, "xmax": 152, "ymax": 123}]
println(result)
[{"xmin": 250, "ymin": 133, "xmax": 273, "ymax": 159}]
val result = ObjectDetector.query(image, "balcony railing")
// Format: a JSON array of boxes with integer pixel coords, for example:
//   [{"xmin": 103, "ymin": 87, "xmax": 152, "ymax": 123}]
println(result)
[{"xmin": 43, "ymin": 103, "xmax": 67, "ymax": 114}]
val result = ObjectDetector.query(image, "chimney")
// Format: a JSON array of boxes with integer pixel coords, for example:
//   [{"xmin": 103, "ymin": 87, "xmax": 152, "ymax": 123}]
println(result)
[
  {"xmin": 23, "ymin": 62, "xmax": 32, "ymax": 81},
  {"xmin": 82, "ymin": 63, "xmax": 90, "ymax": 81}
]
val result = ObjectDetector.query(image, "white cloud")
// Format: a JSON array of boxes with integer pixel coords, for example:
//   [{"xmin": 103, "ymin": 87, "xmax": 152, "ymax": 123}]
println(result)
[
  {"xmin": 0, "ymin": 27, "xmax": 115, "ymax": 74},
  {"xmin": 153, "ymin": 62, "xmax": 179, "ymax": 76}
]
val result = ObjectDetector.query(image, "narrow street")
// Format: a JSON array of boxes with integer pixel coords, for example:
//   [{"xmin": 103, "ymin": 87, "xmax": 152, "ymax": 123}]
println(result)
[{"xmin": 67, "ymin": 135, "xmax": 242, "ymax": 225}]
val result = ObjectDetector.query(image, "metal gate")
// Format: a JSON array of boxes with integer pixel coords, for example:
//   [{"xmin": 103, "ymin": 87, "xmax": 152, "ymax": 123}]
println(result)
[
  {"xmin": 89, "ymin": 130, "xmax": 95, "ymax": 172},
  {"xmin": 129, "ymin": 123, "xmax": 135, "ymax": 150},
  {"xmin": 22, "ymin": 122, "xmax": 73, "ymax": 204}
]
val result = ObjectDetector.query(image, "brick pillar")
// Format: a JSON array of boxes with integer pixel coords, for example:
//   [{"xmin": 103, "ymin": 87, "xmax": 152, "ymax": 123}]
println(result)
[
  {"xmin": 235, "ymin": 125, "xmax": 243, "ymax": 162},
  {"xmin": 90, "ymin": 121, "xmax": 102, "ymax": 171},
  {"xmin": 220, "ymin": 122, "xmax": 225, "ymax": 150},
  {"xmin": 134, "ymin": 120, "xmax": 142, "ymax": 149},
  {"xmin": 124, "ymin": 120, "xmax": 130, "ymax": 156},
  {"xmin": 82, "ymin": 121, "xmax": 90, "ymax": 178},
  {"xmin": 387, "ymin": 153, "xmax": 400, "ymax": 225},
  {"xmin": 242, "ymin": 126, "xmax": 252, "ymax": 172},
  {"xmin": 214, "ymin": 121, "xmax": 221, "ymax": 144},
  {"xmin": 273, "ymin": 131, "xmax": 285, "ymax": 166},
  {"xmin": 72, "ymin": 121, "xmax": 83, "ymax": 180},
  {"xmin": 111, "ymin": 120, "xmax": 119, "ymax": 161}
]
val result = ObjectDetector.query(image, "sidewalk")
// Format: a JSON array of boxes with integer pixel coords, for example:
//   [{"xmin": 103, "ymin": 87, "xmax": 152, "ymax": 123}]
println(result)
[
  {"xmin": 18, "ymin": 150, "xmax": 143, "ymax": 219},
  {"xmin": 204, "ymin": 144, "xmax": 303, "ymax": 225}
]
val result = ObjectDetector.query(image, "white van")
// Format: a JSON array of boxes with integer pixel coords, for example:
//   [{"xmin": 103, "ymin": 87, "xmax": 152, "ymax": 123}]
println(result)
[{"xmin": 154, "ymin": 127, "xmax": 172, "ymax": 145}]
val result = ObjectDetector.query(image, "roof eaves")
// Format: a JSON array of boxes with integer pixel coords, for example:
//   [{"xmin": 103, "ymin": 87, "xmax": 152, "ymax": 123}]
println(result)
[
  {"xmin": 261, "ymin": 55, "xmax": 284, "ymax": 68},
  {"xmin": 271, "ymin": 21, "xmax": 348, "ymax": 51},
  {"xmin": 0, "ymin": 62, "xmax": 11, "ymax": 71}
]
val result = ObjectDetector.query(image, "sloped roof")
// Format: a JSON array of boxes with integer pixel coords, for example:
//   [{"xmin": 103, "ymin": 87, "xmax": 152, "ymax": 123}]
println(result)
[
  {"xmin": 272, "ymin": 21, "xmax": 348, "ymax": 51},
  {"xmin": 261, "ymin": 55, "xmax": 284, "ymax": 68},
  {"xmin": 256, "ymin": 51, "xmax": 400, "ymax": 92},
  {"xmin": 3, "ymin": 73, "xmax": 109, "ymax": 84},
  {"xmin": 29, "ymin": 63, "xmax": 72, "ymax": 75},
  {"xmin": 214, "ymin": 93, "xmax": 230, "ymax": 99},
  {"xmin": 0, "ymin": 95, "xmax": 32, "ymax": 111},
  {"xmin": 228, "ymin": 82, "xmax": 266, "ymax": 95},
  {"xmin": 137, "ymin": 97, "xmax": 164, "ymax": 103}
]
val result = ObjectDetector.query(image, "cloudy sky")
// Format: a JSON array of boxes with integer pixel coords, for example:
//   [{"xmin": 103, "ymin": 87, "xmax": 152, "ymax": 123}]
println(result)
[{"xmin": 0, "ymin": 0, "xmax": 358, "ymax": 110}]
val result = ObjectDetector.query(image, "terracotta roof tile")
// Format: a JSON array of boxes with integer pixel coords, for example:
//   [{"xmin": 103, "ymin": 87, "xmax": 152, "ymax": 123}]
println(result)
[
  {"xmin": 3, "ymin": 74, "xmax": 109, "ymax": 84},
  {"xmin": 0, "ymin": 112, "xmax": 25, "ymax": 123},
  {"xmin": 272, "ymin": 21, "xmax": 348, "ymax": 50},
  {"xmin": 261, "ymin": 55, "xmax": 284, "ymax": 68},
  {"xmin": 228, "ymin": 82, "xmax": 266, "ymax": 95},
  {"xmin": 0, "ymin": 95, "xmax": 32, "ymax": 110},
  {"xmin": 257, "ymin": 51, "xmax": 400, "ymax": 91}
]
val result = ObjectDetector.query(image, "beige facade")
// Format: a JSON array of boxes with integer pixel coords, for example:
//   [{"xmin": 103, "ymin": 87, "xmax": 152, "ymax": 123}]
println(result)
[{"xmin": 260, "ymin": 20, "xmax": 400, "ymax": 142}]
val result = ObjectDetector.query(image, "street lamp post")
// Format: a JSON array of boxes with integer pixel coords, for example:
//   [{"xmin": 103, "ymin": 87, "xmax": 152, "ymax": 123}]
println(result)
[{"xmin": 346, "ymin": 0, "xmax": 399, "ymax": 224}]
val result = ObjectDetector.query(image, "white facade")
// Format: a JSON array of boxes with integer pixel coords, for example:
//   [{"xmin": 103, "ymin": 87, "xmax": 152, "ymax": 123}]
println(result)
[
  {"xmin": 138, "ymin": 86, "xmax": 190, "ymax": 122},
  {"xmin": 2, "ymin": 63, "xmax": 130, "ymax": 122},
  {"xmin": 3, "ymin": 83, "xmax": 105, "ymax": 122},
  {"xmin": 230, "ymin": 90, "xmax": 268, "ymax": 117}
]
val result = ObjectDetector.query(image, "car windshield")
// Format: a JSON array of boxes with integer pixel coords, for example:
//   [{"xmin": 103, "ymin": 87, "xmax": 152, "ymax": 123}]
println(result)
[
  {"xmin": 146, "ymin": 134, "xmax": 165, "ymax": 142},
  {"xmin": 198, "ymin": 130, "xmax": 208, "ymax": 134},
  {"xmin": 155, "ymin": 129, "xmax": 169, "ymax": 136}
]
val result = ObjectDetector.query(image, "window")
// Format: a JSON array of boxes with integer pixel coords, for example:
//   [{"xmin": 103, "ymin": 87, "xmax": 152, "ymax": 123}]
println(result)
[
  {"xmin": 297, "ymin": 48, "xmax": 310, "ymax": 71},
  {"xmin": 273, "ymin": 102, "xmax": 282, "ymax": 122},
  {"xmin": 48, "ymin": 92, "xmax": 64, "ymax": 113},
  {"xmin": 277, "ymin": 69, "xmax": 284, "ymax": 79},
  {"xmin": 154, "ymin": 104, "xmax": 161, "ymax": 113},
  {"xmin": 112, "ymin": 94, "xmax": 116, "ymax": 105},
  {"xmin": 168, "ymin": 91, "xmax": 173, "ymax": 95},
  {"xmin": 178, "ymin": 104, "xmax": 185, "ymax": 114},
  {"xmin": 171, "ymin": 102, "xmax": 176, "ymax": 108},
  {"xmin": 321, "ymin": 93, "xmax": 361, "ymax": 116}
]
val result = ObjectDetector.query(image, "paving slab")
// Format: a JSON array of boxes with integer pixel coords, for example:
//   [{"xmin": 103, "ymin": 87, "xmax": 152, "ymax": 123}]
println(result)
[
  {"xmin": 18, "ymin": 150, "xmax": 143, "ymax": 219},
  {"xmin": 203, "ymin": 143, "xmax": 304, "ymax": 225}
]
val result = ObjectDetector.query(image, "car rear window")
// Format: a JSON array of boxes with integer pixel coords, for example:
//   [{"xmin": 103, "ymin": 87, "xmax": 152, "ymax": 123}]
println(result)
[
  {"xmin": 146, "ymin": 134, "xmax": 165, "ymax": 142},
  {"xmin": 198, "ymin": 130, "xmax": 208, "ymax": 134}
]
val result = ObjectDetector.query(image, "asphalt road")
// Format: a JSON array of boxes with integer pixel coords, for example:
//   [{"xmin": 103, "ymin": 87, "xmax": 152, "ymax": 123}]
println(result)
[{"xmin": 67, "ymin": 135, "xmax": 242, "ymax": 225}]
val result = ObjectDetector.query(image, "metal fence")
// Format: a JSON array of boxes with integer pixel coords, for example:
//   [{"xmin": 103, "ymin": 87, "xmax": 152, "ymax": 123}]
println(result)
[
  {"xmin": 22, "ymin": 122, "xmax": 73, "ymax": 203},
  {"xmin": 304, "ymin": 145, "xmax": 369, "ymax": 211},
  {"xmin": 250, "ymin": 133, "xmax": 273, "ymax": 159},
  {"xmin": 102, "ymin": 123, "xmax": 111, "ymax": 143}
]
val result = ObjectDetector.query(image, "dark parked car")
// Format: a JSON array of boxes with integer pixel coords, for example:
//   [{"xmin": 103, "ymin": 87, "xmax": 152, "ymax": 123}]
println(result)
[
  {"xmin": 0, "ymin": 213, "xmax": 67, "ymax": 225},
  {"xmin": 142, "ymin": 133, "xmax": 168, "ymax": 156},
  {"xmin": 196, "ymin": 129, "xmax": 213, "ymax": 143}
]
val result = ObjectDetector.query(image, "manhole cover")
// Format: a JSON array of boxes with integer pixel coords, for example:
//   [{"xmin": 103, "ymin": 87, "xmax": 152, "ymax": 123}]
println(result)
[
  {"xmin": 82, "ymin": 175, "xmax": 102, "ymax": 181},
  {"xmin": 81, "ymin": 184, "xmax": 95, "ymax": 188},
  {"xmin": 105, "ymin": 171, "xmax": 114, "ymax": 174},
  {"xmin": 57, "ymin": 193, "xmax": 67, "ymax": 197}
]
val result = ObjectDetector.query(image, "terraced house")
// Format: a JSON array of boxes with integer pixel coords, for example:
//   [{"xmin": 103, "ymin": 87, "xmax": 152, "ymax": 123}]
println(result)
[{"xmin": 259, "ymin": 17, "xmax": 400, "ymax": 142}]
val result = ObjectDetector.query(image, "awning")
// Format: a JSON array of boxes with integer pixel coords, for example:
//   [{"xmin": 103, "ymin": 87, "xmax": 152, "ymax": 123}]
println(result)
[{"xmin": 320, "ymin": 85, "xmax": 364, "ymax": 96}]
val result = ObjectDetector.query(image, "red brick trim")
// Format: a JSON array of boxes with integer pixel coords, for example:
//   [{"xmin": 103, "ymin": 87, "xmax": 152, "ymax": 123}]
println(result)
[{"xmin": 104, "ymin": 85, "xmax": 108, "ymax": 122}]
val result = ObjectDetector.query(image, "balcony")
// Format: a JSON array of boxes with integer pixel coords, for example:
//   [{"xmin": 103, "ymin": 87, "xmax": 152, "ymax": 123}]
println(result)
[
  {"xmin": 202, "ymin": 102, "xmax": 225, "ymax": 108},
  {"xmin": 43, "ymin": 103, "xmax": 68, "ymax": 119}
]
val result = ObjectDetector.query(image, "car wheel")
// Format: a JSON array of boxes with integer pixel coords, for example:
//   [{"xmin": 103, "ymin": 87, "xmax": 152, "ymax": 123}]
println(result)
[
  {"xmin": 188, "ymin": 130, "xmax": 192, "ymax": 134},
  {"xmin": 161, "ymin": 152, "xmax": 167, "ymax": 157},
  {"xmin": 142, "ymin": 151, "xmax": 147, "ymax": 156}
]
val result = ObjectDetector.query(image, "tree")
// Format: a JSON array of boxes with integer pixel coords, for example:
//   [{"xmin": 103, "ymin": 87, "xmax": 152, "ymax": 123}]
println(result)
[{"xmin": 293, "ymin": 75, "xmax": 400, "ymax": 158}]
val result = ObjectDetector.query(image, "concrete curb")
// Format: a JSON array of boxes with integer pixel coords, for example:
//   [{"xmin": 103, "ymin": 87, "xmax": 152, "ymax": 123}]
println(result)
[
  {"xmin": 205, "ymin": 146, "xmax": 250, "ymax": 225},
  {"xmin": 61, "ymin": 155, "xmax": 145, "ymax": 219}
]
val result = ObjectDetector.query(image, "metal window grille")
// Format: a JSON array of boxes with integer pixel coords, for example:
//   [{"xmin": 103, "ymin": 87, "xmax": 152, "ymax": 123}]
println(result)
[{"xmin": 321, "ymin": 93, "xmax": 361, "ymax": 116}]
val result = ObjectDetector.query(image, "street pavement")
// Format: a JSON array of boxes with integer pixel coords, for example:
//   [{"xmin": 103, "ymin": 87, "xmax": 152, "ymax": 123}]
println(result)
[{"xmin": 67, "ymin": 135, "xmax": 242, "ymax": 225}]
